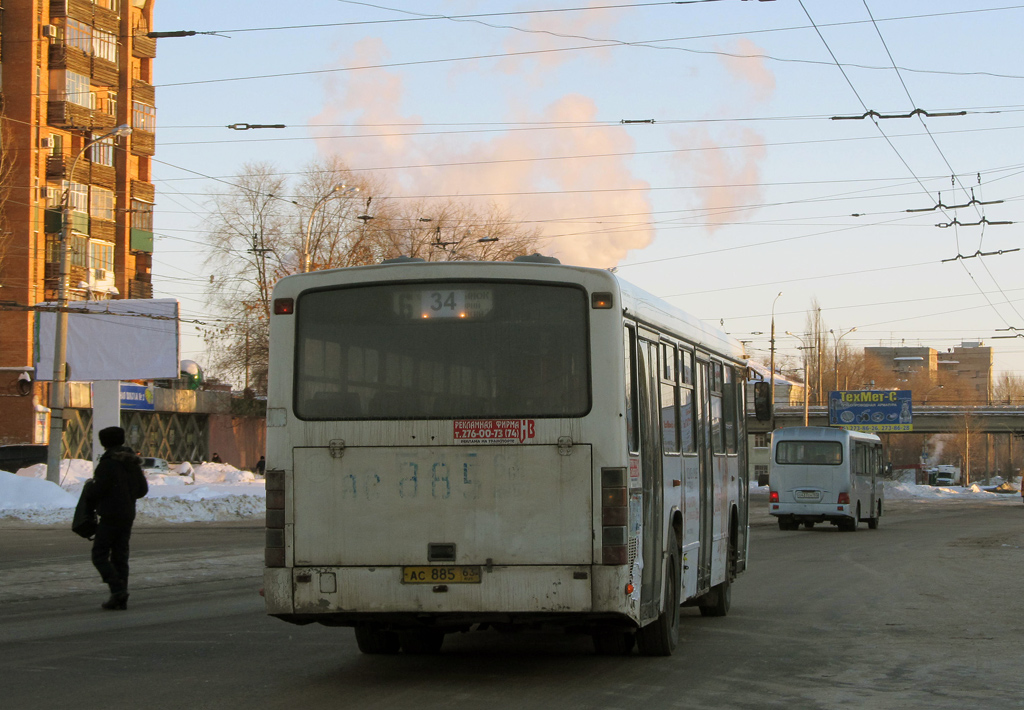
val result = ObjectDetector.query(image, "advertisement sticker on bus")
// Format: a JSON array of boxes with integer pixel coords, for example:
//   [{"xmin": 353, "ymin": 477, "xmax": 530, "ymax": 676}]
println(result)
[{"xmin": 454, "ymin": 419, "xmax": 536, "ymax": 444}]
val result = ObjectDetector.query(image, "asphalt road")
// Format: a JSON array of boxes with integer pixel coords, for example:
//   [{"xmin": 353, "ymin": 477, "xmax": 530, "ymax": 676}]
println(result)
[{"xmin": 1, "ymin": 497, "xmax": 1021, "ymax": 710}]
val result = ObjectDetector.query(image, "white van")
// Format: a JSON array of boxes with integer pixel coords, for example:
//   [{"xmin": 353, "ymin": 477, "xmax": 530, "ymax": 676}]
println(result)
[{"xmin": 769, "ymin": 427, "xmax": 883, "ymax": 532}]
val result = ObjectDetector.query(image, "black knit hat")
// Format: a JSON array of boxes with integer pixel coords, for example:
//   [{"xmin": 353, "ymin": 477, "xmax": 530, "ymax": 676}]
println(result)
[{"xmin": 98, "ymin": 426, "xmax": 126, "ymax": 449}]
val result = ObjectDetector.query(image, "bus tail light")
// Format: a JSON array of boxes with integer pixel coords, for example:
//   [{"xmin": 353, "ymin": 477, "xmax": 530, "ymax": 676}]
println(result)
[
  {"xmin": 266, "ymin": 468, "xmax": 286, "ymax": 567},
  {"xmin": 601, "ymin": 467, "xmax": 628, "ymax": 565},
  {"xmin": 769, "ymin": 491, "xmax": 779, "ymax": 503},
  {"xmin": 837, "ymin": 492, "xmax": 850, "ymax": 505}
]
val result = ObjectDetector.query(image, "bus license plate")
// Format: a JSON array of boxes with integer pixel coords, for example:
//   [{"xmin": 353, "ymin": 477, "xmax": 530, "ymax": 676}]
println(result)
[
  {"xmin": 402, "ymin": 566, "xmax": 482, "ymax": 584},
  {"xmin": 796, "ymin": 490, "xmax": 818, "ymax": 499}
]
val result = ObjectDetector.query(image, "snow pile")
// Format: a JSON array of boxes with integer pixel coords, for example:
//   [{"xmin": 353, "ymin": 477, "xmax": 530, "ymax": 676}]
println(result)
[
  {"xmin": 193, "ymin": 463, "xmax": 256, "ymax": 485},
  {"xmin": 0, "ymin": 459, "xmax": 265, "ymax": 525},
  {"xmin": 0, "ymin": 471, "xmax": 78, "ymax": 511}
]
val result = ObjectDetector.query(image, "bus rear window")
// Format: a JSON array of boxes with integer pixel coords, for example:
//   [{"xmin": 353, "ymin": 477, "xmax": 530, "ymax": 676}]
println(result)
[
  {"xmin": 293, "ymin": 281, "xmax": 590, "ymax": 420},
  {"xmin": 775, "ymin": 441, "xmax": 843, "ymax": 466}
]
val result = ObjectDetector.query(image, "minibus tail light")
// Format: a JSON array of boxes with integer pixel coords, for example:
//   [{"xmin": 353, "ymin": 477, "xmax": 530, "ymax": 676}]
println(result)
[
  {"xmin": 769, "ymin": 491, "xmax": 779, "ymax": 503},
  {"xmin": 273, "ymin": 298, "xmax": 294, "ymax": 315},
  {"xmin": 601, "ymin": 467, "xmax": 629, "ymax": 565},
  {"xmin": 837, "ymin": 492, "xmax": 850, "ymax": 505}
]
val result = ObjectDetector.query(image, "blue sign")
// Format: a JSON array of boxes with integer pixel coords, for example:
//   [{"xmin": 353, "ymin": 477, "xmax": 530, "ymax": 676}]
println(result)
[
  {"xmin": 829, "ymin": 390, "xmax": 912, "ymax": 432},
  {"xmin": 120, "ymin": 383, "xmax": 155, "ymax": 411}
]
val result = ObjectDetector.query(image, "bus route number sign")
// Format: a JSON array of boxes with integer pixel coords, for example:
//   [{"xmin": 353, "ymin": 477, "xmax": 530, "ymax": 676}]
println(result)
[
  {"xmin": 454, "ymin": 419, "xmax": 536, "ymax": 444},
  {"xmin": 394, "ymin": 289, "xmax": 493, "ymax": 320}
]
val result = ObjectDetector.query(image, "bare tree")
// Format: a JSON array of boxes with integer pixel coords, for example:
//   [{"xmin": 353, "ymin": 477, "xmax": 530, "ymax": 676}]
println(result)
[
  {"xmin": 201, "ymin": 158, "xmax": 543, "ymax": 392},
  {"xmin": 203, "ymin": 162, "xmax": 289, "ymax": 391},
  {"xmin": 993, "ymin": 372, "xmax": 1024, "ymax": 404}
]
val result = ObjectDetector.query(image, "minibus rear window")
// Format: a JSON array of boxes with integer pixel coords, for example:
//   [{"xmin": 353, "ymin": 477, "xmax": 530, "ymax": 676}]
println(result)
[{"xmin": 775, "ymin": 441, "xmax": 843, "ymax": 466}]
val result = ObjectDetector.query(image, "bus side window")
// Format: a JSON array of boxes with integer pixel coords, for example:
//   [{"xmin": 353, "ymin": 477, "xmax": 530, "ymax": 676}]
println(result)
[
  {"xmin": 625, "ymin": 325, "xmax": 639, "ymax": 454},
  {"xmin": 723, "ymin": 366, "xmax": 737, "ymax": 454},
  {"xmin": 661, "ymin": 342, "xmax": 680, "ymax": 454},
  {"xmin": 678, "ymin": 348, "xmax": 695, "ymax": 453}
]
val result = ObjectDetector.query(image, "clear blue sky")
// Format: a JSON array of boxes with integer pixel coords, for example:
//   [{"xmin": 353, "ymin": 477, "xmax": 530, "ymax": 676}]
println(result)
[{"xmin": 149, "ymin": 1, "xmax": 1024, "ymax": 383}]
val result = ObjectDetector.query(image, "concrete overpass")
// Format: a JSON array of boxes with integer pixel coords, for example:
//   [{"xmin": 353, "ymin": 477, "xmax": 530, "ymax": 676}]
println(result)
[{"xmin": 749, "ymin": 405, "xmax": 1024, "ymax": 436}]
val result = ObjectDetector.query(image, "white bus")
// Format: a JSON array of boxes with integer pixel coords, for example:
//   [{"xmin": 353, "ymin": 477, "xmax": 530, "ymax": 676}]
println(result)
[
  {"xmin": 769, "ymin": 426, "xmax": 883, "ymax": 532},
  {"xmin": 262, "ymin": 255, "xmax": 751, "ymax": 656}
]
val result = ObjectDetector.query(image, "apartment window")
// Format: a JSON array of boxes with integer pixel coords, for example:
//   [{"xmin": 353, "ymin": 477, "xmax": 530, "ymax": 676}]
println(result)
[
  {"xmin": 90, "ymin": 186, "xmax": 115, "ymax": 221},
  {"xmin": 71, "ymin": 235, "xmax": 89, "ymax": 267},
  {"xmin": 63, "ymin": 181, "xmax": 89, "ymax": 212},
  {"xmin": 89, "ymin": 136, "xmax": 114, "ymax": 167},
  {"xmin": 90, "ymin": 241, "xmax": 114, "ymax": 272},
  {"xmin": 66, "ymin": 20, "xmax": 91, "ymax": 54},
  {"xmin": 58, "ymin": 70, "xmax": 94, "ymax": 108},
  {"xmin": 50, "ymin": 134, "xmax": 64, "ymax": 157},
  {"xmin": 754, "ymin": 432, "xmax": 770, "ymax": 448},
  {"xmin": 131, "ymin": 199, "xmax": 153, "ymax": 231},
  {"xmin": 104, "ymin": 91, "xmax": 118, "ymax": 117},
  {"xmin": 93, "ymin": 29, "xmax": 118, "ymax": 63},
  {"xmin": 132, "ymin": 101, "xmax": 156, "ymax": 132}
]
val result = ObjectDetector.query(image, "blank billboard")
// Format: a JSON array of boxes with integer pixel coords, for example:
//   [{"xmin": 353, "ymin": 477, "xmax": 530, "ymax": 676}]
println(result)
[{"xmin": 34, "ymin": 298, "xmax": 180, "ymax": 381}]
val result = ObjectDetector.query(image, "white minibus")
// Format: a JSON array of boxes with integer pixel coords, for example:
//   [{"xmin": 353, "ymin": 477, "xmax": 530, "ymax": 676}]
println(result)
[
  {"xmin": 262, "ymin": 255, "xmax": 752, "ymax": 656},
  {"xmin": 769, "ymin": 426, "xmax": 883, "ymax": 531}
]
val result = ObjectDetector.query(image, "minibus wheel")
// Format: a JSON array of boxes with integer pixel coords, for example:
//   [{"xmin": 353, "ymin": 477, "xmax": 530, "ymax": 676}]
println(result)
[{"xmin": 868, "ymin": 501, "xmax": 881, "ymax": 529}]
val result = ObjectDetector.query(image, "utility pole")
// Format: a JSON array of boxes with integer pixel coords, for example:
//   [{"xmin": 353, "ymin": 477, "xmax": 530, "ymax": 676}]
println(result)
[
  {"xmin": 46, "ymin": 125, "xmax": 131, "ymax": 484},
  {"xmin": 769, "ymin": 292, "xmax": 782, "ymax": 428}
]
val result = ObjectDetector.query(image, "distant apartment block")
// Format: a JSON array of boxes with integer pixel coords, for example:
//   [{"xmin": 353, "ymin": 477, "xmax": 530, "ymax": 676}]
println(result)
[{"xmin": 864, "ymin": 342, "xmax": 992, "ymax": 404}]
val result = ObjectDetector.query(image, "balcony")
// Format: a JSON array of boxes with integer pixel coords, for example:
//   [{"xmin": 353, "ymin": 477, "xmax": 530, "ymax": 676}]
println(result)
[
  {"xmin": 131, "ymin": 228, "xmax": 154, "ymax": 253},
  {"xmin": 91, "ymin": 56, "xmax": 119, "ymax": 88},
  {"xmin": 129, "ymin": 279, "xmax": 153, "ymax": 299},
  {"xmin": 133, "ymin": 32, "xmax": 157, "ymax": 59},
  {"xmin": 48, "ymin": 43, "xmax": 91, "ymax": 75},
  {"xmin": 132, "ymin": 79, "xmax": 155, "ymax": 107},
  {"xmin": 47, "ymin": 100, "xmax": 92, "ymax": 130},
  {"xmin": 131, "ymin": 130, "xmax": 155, "ymax": 157}
]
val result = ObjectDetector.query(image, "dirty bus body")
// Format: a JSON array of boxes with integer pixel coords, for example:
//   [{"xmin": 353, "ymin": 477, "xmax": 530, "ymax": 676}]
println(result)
[
  {"xmin": 769, "ymin": 426, "xmax": 883, "ymax": 532},
  {"xmin": 263, "ymin": 257, "xmax": 749, "ymax": 656}
]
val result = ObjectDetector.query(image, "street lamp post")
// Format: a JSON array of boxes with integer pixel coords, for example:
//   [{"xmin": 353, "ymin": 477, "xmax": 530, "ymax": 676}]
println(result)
[
  {"xmin": 830, "ymin": 326, "xmax": 857, "ymax": 392},
  {"xmin": 786, "ymin": 331, "xmax": 815, "ymax": 427},
  {"xmin": 46, "ymin": 124, "xmax": 132, "ymax": 484},
  {"xmin": 302, "ymin": 184, "xmax": 358, "ymax": 273},
  {"xmin": 769, "ymin": 292, "xmax": 782, "ymax": 425}
]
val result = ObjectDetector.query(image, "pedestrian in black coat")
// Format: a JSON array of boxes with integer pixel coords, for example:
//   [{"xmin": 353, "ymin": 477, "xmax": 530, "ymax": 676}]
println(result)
[{"xmin": 91, "ymin": 426, "xmax": 148, "ymax": 610}]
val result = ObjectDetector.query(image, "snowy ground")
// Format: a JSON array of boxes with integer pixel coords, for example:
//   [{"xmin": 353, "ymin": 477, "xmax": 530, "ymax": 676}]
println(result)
[{"xmin": 0, "ymin": 460, "xmax": 1020, "ymax": 526}]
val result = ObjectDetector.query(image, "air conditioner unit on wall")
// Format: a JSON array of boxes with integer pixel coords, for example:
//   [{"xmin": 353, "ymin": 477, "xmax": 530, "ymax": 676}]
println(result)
[
  {"xmin": 41, "ymin": 24, "xmax": 59, "ymax": 39},
  {"xmin": 94, "ymin": 268, "xmax": 108, "ymax": 281},
  {"xmin": 40, "ymin": 137, "xmax": 52, "ymax": 149}
]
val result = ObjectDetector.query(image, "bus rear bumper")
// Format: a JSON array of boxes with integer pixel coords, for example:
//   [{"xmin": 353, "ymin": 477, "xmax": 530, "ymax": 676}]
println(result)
[
  {"xmin": 770, "ymin": 502, "xmax": 853, "ymax": 522},
  {"xmin": 265, "ymin": 565, "xmax": 610, "ymax": 622}
]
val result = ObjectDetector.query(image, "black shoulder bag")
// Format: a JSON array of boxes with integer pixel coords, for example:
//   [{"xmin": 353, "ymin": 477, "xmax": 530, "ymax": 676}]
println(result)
[{"xmin": 72, "ymin": 479, "xmax": 98, "ymax": 540}]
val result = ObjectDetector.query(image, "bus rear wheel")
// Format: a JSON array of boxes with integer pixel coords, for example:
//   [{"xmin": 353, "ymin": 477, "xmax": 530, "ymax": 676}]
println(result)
[
  {"xmin": 636, "ymin": 542, "xmax": 680, "ymax": 656},
  {"xmin": 354, "ymin": 624, "xmax": 400, "ymax": 654}
]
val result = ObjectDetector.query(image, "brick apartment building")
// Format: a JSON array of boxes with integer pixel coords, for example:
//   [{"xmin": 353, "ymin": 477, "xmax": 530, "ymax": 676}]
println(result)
[
  {"xmin": 0, "ymin": 0, "xmax": 157, "ymax": 445},
  {"xmin": 864, "ymin": 342, "xmax": 993, "ymax": 405}
]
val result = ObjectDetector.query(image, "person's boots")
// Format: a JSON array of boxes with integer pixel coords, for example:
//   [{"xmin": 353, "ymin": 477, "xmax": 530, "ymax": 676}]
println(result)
[{"xmin": 101, "ymin": 579, "xmax": 129, "ymax": 610}]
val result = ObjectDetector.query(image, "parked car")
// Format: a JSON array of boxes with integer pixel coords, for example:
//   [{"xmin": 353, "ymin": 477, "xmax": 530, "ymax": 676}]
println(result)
[
  {"xmin": 140, "ymin": 457, "xmax": 171, "ymax": 474},
  {"xmin": 0, "ymin": 444, "xmax": 48, "ymax": 473}
]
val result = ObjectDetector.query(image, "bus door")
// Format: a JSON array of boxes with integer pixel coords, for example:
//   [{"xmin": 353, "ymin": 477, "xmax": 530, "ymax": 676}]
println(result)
[
  {"xmin": 636, "ymin": 335, "xmax": 665, "ymax": 622},
  {"xmin": 695, "ymin": 356, "xmax": 714, "ymax": 594}
]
